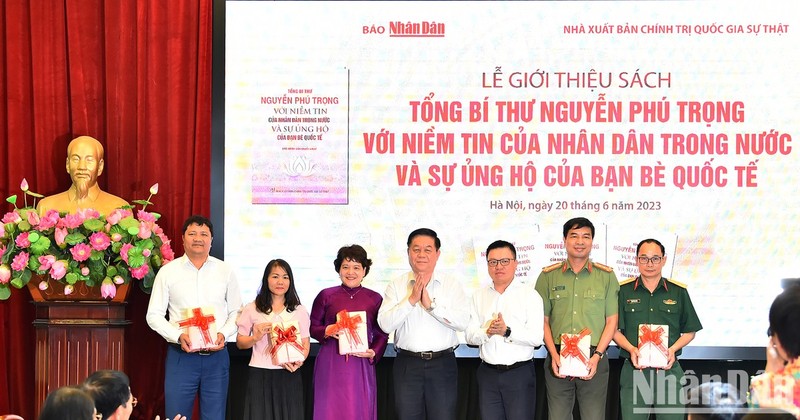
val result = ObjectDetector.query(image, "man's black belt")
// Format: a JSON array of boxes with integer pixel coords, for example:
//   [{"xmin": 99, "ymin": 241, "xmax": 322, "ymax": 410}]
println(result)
[
  {"xmin": 396, "ymin": 346, "xmax": 456, "ymax": 360},
  {"xmin": 169, "ymin": 342, "xmax": 213, "ymax": 356},
  {"xmin": 483, "ymin": 359, "xmax": 533, "ymax": 371}
]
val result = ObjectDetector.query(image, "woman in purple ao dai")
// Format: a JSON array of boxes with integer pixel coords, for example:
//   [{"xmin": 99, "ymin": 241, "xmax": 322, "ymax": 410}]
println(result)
[{"xmin": 310, "ymin": 244, "xmax": 389, "ymax": 420}]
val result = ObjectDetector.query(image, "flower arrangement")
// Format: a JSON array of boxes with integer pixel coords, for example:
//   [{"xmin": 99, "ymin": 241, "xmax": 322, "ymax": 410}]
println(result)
[{"xmin": 0, "ymin": 180, "xmax": 175, "ymax": 300}]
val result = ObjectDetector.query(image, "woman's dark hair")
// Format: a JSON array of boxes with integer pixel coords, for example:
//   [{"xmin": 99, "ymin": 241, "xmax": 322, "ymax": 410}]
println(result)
[
  {"xmin": 768, "ymin": 284, "xmax": 800, "ymax": 359},
  {"xmin": 82, "ymin": 370, "xmax": 131, "ymax": 419},
  {"xmin": 333, "ymin": 244, "xmax": 372, "ymax": 276},
  {"xmin": 38, "ymin": 386, "xmax": 96, "ymax": 420},
  {"xmin": 255, "ymin": 259, "xmax": 301, "ymax": 314}
]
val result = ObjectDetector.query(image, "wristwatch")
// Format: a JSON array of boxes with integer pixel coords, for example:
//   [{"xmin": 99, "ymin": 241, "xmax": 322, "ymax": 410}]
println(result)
[
  {"xmin": 593, "ymin": 350, "xmax": 605, "ymax": 359},
  {"xmin": 503, "ymin": 326, "xmax": 512, "ymax": 338},
  {"xmin": 426, "ymin": 299, "xmax": 436, "ymax": 312}
]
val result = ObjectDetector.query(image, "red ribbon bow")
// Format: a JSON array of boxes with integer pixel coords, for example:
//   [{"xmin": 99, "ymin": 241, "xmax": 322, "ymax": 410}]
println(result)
[
  {"xmin": 270, "ymin": 324, "xmax": 304, "ymax": 360},
  {"xmin": 177, "ymin": 308, "xmax": 216, "ymax": 346},
  {"xmin": 560, "ymin": 328, "xmax": 591, "ymax": 365},
  {"xmin": 638, "ymin": 325, "xmax": 668, "ymax": 356},
  {"xmin": 334, "ymin": 310, "xmax": 364, "ymax": 348}
]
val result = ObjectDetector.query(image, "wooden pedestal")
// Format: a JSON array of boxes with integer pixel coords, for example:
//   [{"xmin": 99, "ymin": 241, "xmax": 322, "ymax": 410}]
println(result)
[{"xmin": 32, "ymin": 301, "xmax": 131, "ymax": 414}]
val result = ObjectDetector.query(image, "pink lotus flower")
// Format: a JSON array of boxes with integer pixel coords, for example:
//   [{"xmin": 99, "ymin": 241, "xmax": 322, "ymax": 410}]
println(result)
[
  {"xmin": 49, "ymin": 261, "xmax": 67, "ymax": 280},
  {"xmin": 27, "ymin": 211, "xmax": 41, "ymax": 227},
  {"xmin": 0, "ymin": 264, "xmax": 10, "ymax": 284},
  {"xmin": 130, "ymin": 264, "xmax": 150, "ymax": 280},
  {"xmin": 15, "ymin": 232, "xmax": 31, "ymax": 248},
  {"xmin": 62, "ymin": 213, "xmax": 84, "ymax": 229},
  {"xmin": 36, "ymin": 210, "xmax": 60, "ymax": 230},
  {"xmin": 11, "ymin": 252, "xmax": 30, "ymax": 271},
  {"xmin": 113, "ymin": 275, "xmax": 125, "ymax": 285},
  {"xmin": 38, "ymin": 255, "xmax": 56, "ymax": 271},
  {"xmin": 54, "ymin": 227, "xmax": 68, "ymax": 246},
  {"xmin": 70, "ymin": 243, "xmax": 92, "ymax": 262},
  {"xmin": 161, "ymin": 242, "xmax": 175, "ymax": 262},
  {"xmin": 20, "ymin": 178, "xmax": 29, "ymax": 192},
  {"xmin": 63, "ymin": 284, "xmax": 74, "ymax": 295},
  {"xmin": 111, "ymin": 232, "xmax": 123, "ymax": 242},
  {"xmin": 142, "ymin": 249, "xmax": 152, "ymax": 257},
  {"xmin": 81, "ymin": 267, "xmax": 90, "ymax": 276},
  {"xmin": 100, "ymin": 278, "xmax": 116, "ymax": 299},
  {"xmin": 38, "ymin": 280, "xmax": 49, "ymax": 291},
  {"xmin": 2, "ymin": 211, "xmax": 21, "ymax": 224},
  {"xmin": 105, "ymin": 209, "xmax": 125, "ymax": 225},
  {"xmin": 89, "ymin": 232, "xmax": 111, "ymax": 251},
  {"xmin": 76, "ymin": 208, "xmax": 100, "ymax": 220},
  {"xmin": 120, "ymin": 243, "xmax": 133, "ymax": 264},
  {"xmin": 149, "ymin": 183, "xmax": 159, "ymax": 195},
  {"xmin": 138, "ymin": 221, "xmax": 152, "ymax": 239},
  {"xmin": 137, "ymin": 210, "xmax": 156, "ymax": 224}
]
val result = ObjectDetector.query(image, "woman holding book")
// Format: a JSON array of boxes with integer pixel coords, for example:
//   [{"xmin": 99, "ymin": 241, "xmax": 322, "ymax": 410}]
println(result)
[
  {"xmin": 236, "ymin": 259, "xmax": 310, "ymax": 420},
  {"xmin": 310, "ymin": 244, "xmax": 389, "ymax": 420}
]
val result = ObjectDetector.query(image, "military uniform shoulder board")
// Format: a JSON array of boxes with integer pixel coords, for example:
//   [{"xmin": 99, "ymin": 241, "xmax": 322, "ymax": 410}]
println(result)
[
  {"xmin": 541, "ymin": 262, "xmax": 563, "ymax": 273},
  {"xmin": 666, "ymin": 278, "xmax": 688, "ymax": 288},
  {"xmin": 591, "ymin": 261, "xmax": 614, "ymax": 272},
  {"xmin": 619, "ymin": 277, "xmax": 637, "ymax": 286}
]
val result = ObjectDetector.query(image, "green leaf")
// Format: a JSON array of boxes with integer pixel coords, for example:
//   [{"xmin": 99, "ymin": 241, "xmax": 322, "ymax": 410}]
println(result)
[
  {"xmin": 118, "ymin": 216, "xmax": 138, "ymax": 231},
  {"xmin": 0, "ymin": 285, "xmax": 10, "ymax": 300},
  {"xmin": 65, "ymin": 232, "xmax": 87, "ymax": 245},
  {"xmin": 65, "ymin": 272, "xmax": 78, "ymax": 285},
  {"xmin": 106, "ymin": 265, "xmax": 118, "ymax": 277},
  {"xmin": 127, "ymin": 226, "xmax": 139, "ymax": 236},
  {"xmin": 132, "ymin": 199, "xmax": 153, "ymax": 206},
  {"xmin": 128, "ymin": 247, "xmax": 145, "ymax": 268},
  {"xmin": 10, "ymin": 277, "xmax": 24, "ymax": 288},
  {"xmin": 17, "ymin": 221, "xmax": 31, "ymax": 232},
  {"xmin": 139, "ymin": 238, "xmax": 154, "ymax": 250},
  {"xmin": 83, "ymin": 218, "xmax": 105, "ymax": 232},
  {"xmin": 30, "ymin": 236, "xmax": 51, "ymax": 254},
  {"xmin": 6, "ymin": 195, "xmax": 17, "ymax": 205},
  {"xmin": 151, "ymin": 212, "xmax": 161, "ymax": 221},
  {"xmin": 25, "ymin": 191, "xmax": 44, "ymax": 198}
]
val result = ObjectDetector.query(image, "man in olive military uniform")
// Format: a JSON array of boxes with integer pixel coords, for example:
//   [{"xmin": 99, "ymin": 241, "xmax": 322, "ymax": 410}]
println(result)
[
  {"xmin": 534, "ymin": 217, "xmax": 620, "ymax": 420},
  {"xmin": 613, "ymin": 238, "xmax": 702, "ymax": 419}
]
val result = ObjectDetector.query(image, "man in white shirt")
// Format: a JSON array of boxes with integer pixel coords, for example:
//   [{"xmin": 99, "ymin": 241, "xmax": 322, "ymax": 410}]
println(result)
[
  {"xmin": 378, "ymin": 228, "xmax": 469, "ymax": 420},
  {"xmin": 146, "ymin": 215, "xmax": 242, "ymax": 420},
  {"xmin": 466, "ymin": 240, "xmax": 544, "ymax": 420}
]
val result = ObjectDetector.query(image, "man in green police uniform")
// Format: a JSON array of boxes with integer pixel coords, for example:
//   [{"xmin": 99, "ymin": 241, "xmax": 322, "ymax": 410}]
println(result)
[
  {"xmin": 613, "ymin": 238, "xmax": 702, "ymax": 419},
  {"xmin": 534, "ymin": 217, "xmax": 619, "ymax": 420}
]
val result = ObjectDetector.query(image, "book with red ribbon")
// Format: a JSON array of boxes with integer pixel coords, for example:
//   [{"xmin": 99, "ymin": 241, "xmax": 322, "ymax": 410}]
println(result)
[
  {"xmin": 638, "ymin": 324, "xmax": 669, "ymax": 368},
  {"xmin": 270, "ymin": 320, "xmax": 305, "ymax": 365},
  {"xmin": 559, "ymin": 328, "xmax": 591, "ymax": 377},
  {"xmin": 177, "ymin": 307, "xmax": 218, "ymax": 351},
  {"xmin": 334, "ymin": 310, "xmax": 368, "ymax": 355}
]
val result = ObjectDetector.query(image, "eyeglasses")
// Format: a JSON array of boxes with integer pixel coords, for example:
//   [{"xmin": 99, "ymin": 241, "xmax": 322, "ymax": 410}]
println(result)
[
  {"xmin": 487, "ymin": 258, "xmax": 513, "ymax": 267},
  {"xmin": 637, "ymin": 256, "xmax": 663, "ymax": 265}
]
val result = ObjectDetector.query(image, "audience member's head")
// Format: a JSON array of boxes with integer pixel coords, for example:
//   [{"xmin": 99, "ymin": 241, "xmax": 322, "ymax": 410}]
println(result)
[
  {"xmin": 686, "ymin": 382, "xmax": 746, "ymax": 420},
  {"xmin": 81, "ymin": 370, "xmax": 135, "ymax": 420},
  {"xmin": 38, "ymin": 386, "xmax": 96, "ymax": 420},
  {"xmin": 767, "ymin": 284, "xmax": 800, "ymax": 361}
]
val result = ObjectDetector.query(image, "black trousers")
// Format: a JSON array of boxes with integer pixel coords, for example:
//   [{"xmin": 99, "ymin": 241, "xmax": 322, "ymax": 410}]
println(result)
[
  {"xmin": 477, "ymin": 361, "xmax": 537, "ymax": 420},
  {"xmin": 392, "ymin": 352, "xmax": 458, "ymax": 420}
]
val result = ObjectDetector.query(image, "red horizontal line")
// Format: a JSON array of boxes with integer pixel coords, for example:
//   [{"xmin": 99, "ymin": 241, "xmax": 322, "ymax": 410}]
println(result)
[{"xmin": 389, "ymin": 34, "xmax": 445, "ymax": 38}]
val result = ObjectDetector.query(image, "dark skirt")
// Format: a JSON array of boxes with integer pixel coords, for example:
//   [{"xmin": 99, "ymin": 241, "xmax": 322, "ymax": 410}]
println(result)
[{"xmin": 243, "ymin": 366, "xmax": 304, "ymax": 420}]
